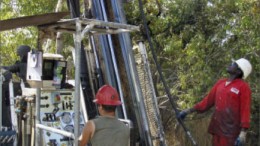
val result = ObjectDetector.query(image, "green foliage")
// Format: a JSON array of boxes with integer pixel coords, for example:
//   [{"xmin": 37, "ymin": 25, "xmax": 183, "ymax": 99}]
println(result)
[
  {"xmin": 1, "ymin": 0, "xmax": 259, "ymax": 145},
  {"xmin": 0, "ymin": 0, "xmax": 72, "ymax": 63}
]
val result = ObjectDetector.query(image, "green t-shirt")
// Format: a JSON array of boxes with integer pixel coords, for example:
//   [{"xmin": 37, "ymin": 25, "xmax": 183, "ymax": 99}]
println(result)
[{"xmin": 90, "ymin": 116, "xmax": 130, "ymax": 146}]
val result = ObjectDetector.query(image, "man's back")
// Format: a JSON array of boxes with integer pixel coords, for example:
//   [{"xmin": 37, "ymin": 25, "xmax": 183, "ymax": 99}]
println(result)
[{"xmin": 91, "ymin": 116, "xmax": 130, "ymax": 146}]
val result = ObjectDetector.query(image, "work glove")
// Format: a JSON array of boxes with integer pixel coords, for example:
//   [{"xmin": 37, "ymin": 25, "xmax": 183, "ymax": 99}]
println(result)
[
  {"xmin": 177, "ymin": 108, "xmax": 191, "ymax": 120},
  {"xmin": 234, "ymin": 130, "xmax": 247, "ymax": 146}
]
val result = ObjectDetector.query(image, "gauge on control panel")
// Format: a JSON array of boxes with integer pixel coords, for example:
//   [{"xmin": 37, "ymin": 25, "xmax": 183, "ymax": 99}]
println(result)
[
  {"xmin": 63, "ymin": 125, "xmax": 74, "ymax": 133},
  {"xmin": 61, "ymin": 112, "xmax": 72, "ymax": 124}
]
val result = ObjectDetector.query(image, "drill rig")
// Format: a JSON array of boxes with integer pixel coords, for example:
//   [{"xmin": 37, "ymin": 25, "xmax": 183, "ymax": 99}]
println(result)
[{"xmin": 0, "ymin": 1, "xmax": 167, "ymax": 146}]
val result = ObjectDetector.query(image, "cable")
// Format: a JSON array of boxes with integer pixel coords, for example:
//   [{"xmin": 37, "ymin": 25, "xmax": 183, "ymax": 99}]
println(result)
[{"xmin": 137, "ymin": 0, "xmax": 198, "ymax": 145}]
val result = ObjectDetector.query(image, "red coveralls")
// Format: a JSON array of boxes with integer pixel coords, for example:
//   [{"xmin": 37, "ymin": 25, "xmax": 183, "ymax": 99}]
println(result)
[{"xmin": 193, "ymin": 78, "xmax": 251, "ymax": 146}]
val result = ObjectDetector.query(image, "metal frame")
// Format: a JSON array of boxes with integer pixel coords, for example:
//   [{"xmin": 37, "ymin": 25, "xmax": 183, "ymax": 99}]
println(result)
[
  {"xmin": 38, "ymin": 18, "xmax": 139, "ymax": 34},
  {"xmin": 36, "ymin": 18, "xmax": 139, "ymax": 146},
  {"xmin": 138, "ymin": 41, "xmax": 166, "ymax": 145}
]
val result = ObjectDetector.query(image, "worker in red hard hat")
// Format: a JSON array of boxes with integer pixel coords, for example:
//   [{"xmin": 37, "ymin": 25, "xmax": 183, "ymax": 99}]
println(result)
[
  {"xmin": 178, "ymin": 58, "xmax": 252, "ymax": 146},
  {"xmin": 79, "ymin": 85, "xmax": 130, "ymax": 146}
]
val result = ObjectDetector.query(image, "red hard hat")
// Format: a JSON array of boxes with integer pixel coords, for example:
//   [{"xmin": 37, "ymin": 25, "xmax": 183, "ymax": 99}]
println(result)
[{"xmin": 94, "ymin": 85, "xmax": 122, "ymax": 105}]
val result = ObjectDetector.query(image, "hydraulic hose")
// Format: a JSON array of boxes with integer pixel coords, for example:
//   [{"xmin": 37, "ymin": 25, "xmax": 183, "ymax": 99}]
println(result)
[{"xmin": 137, "ymin": 0, "xmax": 198, "ymax": 145}]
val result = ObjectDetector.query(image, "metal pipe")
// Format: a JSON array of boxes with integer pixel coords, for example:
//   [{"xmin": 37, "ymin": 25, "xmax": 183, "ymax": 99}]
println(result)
[
  {"xmin": 74, "ymin": 18, "xmax": 82, "ymax": 146},
  {"xmin": 110, "ymin": 1, "xmax": 153, "ymax": 145},
  {"xmin": 26, "ymin": 100, "xmax": 32, "ymax": 146},
  {"xmin": 35, "ymin": 88, "xmax": 42, "ymax": 146},
  {"xmin": 74, "ymin": 19, "xmax": 94, "ymax": 146},
  {"xmin": 70, "ymin": 49, "xmax": 89, "ymax": 124},
  {"xmin": 80, "ymin": 85, "xmax": 89, "ymax": 123},
  {"xmin": 22, "ymin": 118, "xmax": 26, "ymax": 146},
  {"xmin": 90, "ymin": 35, "xmax": 104, "ymax": 86},
  {"xmin": 91, "ymin": 0, "xmax": 128, "ymax": 121},
  {"xmin": 92, "ymin": 0, "xmax": 117, "ymax": 87},
  {"xmin": 99, "ymin": 36, "xmax": 116, "ymax": 85},
  {"xmin": 35, "ymin": 30, "xmax": 43, "ymax": 146},
  {"xmin": 81, "ymin": 23, "xmax": 94, "ymax": 37},
  {"xmin": 36, "ymin": 124, "xmax": 74, "ymax": 139},
  {"xmin": 100, "ymin": 0, "xmax": 128, "ymax": 119},
  {"xmin": 30, "ymin": 99, "xmax": 35, "ymax": 146},
  {"xmin": 72, "ymin": 24, "xmax": 94, "ymax": 124},
  {"xmin": 79, "ymin": 19, "xmax": 140, "ymax": 31},
  {"xmin": 9, "ymin": 80, "xmax": 18, "ymax": 146}
]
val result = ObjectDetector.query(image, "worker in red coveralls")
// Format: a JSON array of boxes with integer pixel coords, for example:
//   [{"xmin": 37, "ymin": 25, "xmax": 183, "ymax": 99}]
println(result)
[{"xmin": 178, "ymin": 58, "xmax": 252, "ymax": 146}]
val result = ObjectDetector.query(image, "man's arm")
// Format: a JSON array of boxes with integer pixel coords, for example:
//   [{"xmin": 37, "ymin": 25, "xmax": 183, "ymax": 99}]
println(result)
[
  {"xmin": 178, "ymin": 82, "xmax": 221, "ymax": 120},
  {"xmin": 239, "ymin": 84, "xmax": 251, "ymax": 128},
  {"xmin": 193, "ymin": 80, "xmax": 224, "ymax": 112},
  {"xmin": 177, "ymin": 80, "xmax": 225, "ymax": 120},
  {"xmin": 79, "ymin": 120, "xmax": 95, "ymax": 146},
  {"xmin": 1, "ymin": 62, "xmax": 20, "ymax": 73}
]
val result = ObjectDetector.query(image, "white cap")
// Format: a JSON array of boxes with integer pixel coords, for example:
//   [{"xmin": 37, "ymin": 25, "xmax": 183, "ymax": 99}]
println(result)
[{"xmin": 235, "ymin": 58, "xmax": 252, "ymax": 79}]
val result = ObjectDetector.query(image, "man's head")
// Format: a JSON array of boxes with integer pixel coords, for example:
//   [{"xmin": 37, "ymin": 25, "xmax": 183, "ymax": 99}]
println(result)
[
  {"xmin": 227, "ymin": 58, "xmax": 252, "ymax": 79},
  {"xmin": 16, "ymin": 45, "xmax": 31, "ymax": 62},
  {"xmin": 94, "ymin": 85, "xmax": 122, "ymax": 113}
]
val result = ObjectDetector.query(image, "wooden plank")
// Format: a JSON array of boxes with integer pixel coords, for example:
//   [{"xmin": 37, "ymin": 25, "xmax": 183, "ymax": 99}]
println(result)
[{"xmin": 0, "ymin": 12, "xmax": 69, "ymax": 31}]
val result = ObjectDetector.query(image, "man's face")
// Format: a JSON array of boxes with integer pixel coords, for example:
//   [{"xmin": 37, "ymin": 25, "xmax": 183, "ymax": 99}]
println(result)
[{"xmin": 227, "ymin": 62, "xmax": 239, "ymax": 74}]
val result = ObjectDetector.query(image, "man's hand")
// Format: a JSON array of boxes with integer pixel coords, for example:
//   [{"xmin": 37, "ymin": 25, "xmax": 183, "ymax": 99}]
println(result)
[
  {"xmin": 177, "ymin": 108, "xmax": 194, "ymax": 120},
  {"xmin": 234, "ymin": 130, "xmax": 247, "ymax": 146}
]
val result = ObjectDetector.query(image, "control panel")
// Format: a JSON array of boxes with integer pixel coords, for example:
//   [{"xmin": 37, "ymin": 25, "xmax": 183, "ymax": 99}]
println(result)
[{"xmin": 40, "ymin": 89, "xmax": 85, "ymax": 146}]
